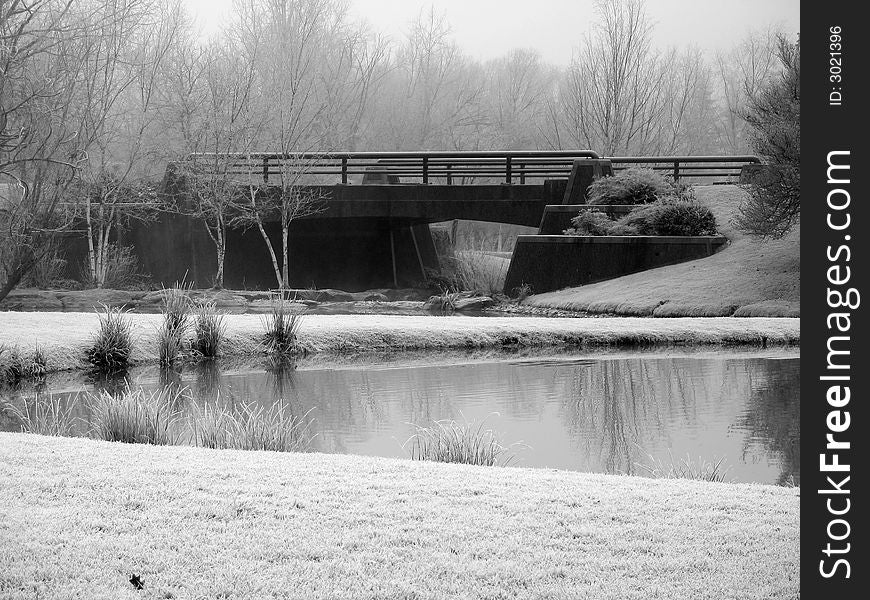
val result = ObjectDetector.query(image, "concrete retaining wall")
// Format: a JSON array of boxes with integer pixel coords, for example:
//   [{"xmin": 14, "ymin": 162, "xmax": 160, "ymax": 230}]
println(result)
[{"xmin": 503, "ymin": 235, "xmax": 727, "ymax": 295}]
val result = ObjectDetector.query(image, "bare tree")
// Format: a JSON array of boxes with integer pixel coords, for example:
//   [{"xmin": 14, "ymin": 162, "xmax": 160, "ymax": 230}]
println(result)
[
  {"xmin": 178, "ymin": 42, "xmax": 260, "ymax": 289},
  {"xmin": 237, "ymin": 157, "xmax": 325, "ymax": 290},
  {"xmin": 485, "ymin": 49, "xmax": 553, "ymax": 150},
  {"xmin": 562, "ymin": 0, "xmax": 673, "ymax": 155},
  {"xmin": 0, "ymin": 0, "xmax": 131, "ymax": 300},
  {"xmin": 73, "ymin": 0, "xmax": 181, "ymax": 288},
  {"xmin": 712, "ymin": 27, "xmax": 781, "ymax": 153}
]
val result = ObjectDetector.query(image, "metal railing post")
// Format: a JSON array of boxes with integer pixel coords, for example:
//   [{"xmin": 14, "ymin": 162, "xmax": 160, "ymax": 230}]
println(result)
[
  {"xmin": 519, "ymin": 162, "xmax": 525, "ymax": 184},
  {"xmin": 341, "ymin": 158, "xmax": 348, "ymax": 184},
  {"xmin": 505, "ymin": 156, "xmax": 512, "ymax": 183},
  {"xmin": 673, "ymin": 161, "xmax": 680, "ymax": 181},
  {"xmin": 422, "ymin": 157, "xmax": 429, "ymax": 184},
  {"xmin": 262, "ymin": 156, "xmax": 270, "ymax": 184},
  {"xmin": 446, "ymin": 164, "xmax": 452, "ymax": 185}
]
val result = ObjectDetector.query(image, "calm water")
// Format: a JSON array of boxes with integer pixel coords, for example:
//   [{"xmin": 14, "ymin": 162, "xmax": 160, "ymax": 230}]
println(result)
[{"xmin": 0, "ymin": 351, "xmax": 800, "ymax": 485}]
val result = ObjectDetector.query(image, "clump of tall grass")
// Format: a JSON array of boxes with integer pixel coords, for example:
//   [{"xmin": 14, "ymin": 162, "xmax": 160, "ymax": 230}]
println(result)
[
  {"xmin": 635, "ymin": 449, "xmax": 733, "ymax": 483},
  {"xmin": 262, "ymin": 299, "xmax": 305, "ymax": 356},
  {"xmin": 0, "ymin": 344, "xmax": 48, "ymax": 384},
  {"xmin": 156, "ymin": 320, "xmax": 187, "ymax": 366},
  {"xmin": 162, "ymin": 285, "xmax": 192, "ymax": 331},
  {"xmin": 2, "ymin": 394, "xmax": 80, "ymax": 437},
  {"xmin": 190, "ymin": 401, "xmax": 315, "ymax": 452},
  {"xmin": 454, "ymin": 251, "xmax": 509, "ymax": 296},
  {"xmin": 191, "ymin": 300, "xmax": 226, "ymax": 358},
  {"xmin": 86, "ymin": 386, "xmax": 185, "ymax": 445},
  {"xmin": 157, "ymin": 285, "xmax": 192, "ymax": 366},
  {"xmin": 405, "ymin": 415, "xmax": 518, "ymax": 467},
  {"xmin": 86, "ymin": 304, "xmax": 133, "ymax": 371}
]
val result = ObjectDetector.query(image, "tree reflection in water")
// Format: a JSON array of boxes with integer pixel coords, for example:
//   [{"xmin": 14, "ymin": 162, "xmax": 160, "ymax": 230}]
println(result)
[{"xmin": 0, "ymin": 353, "xmax": 800, "ymax": 484}]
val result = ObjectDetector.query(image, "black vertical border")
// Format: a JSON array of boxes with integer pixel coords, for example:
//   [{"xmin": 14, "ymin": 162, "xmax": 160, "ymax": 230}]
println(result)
[{"xmin": 802, "ymin": 1, "xmax": 866, "ymax": 595}]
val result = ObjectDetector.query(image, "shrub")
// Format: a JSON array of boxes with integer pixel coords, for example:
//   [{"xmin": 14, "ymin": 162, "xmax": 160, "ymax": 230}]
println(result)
[
  {"xmin": 190, "ymin": 401, "xmax": 315, "ymax": 452},
  {"xmin": 79, "ymin": 244, "xmax": 150, "ymax": 290},
  {"xmin": 573, "ymin": 200, "xmax": 718, "ymax": 237},
  {"xmin": 565, "ymin": 210, "xmax": 613, "ymax": 236},
  {"xmin": 736, "ymin": 35, "xmax": 800, "ymax": 238},
  {"xmin": 86, "ymin": 386, "xmax": 185, "ymax": 445},
  {"xmin": 586, "ymin": 168, "xmax": 675, "ymax": 205},
  {"xmin": 191, "ymin": 300, "xmax": 226, "ymax": 358},
  {"xmin": 86, "ymin": 304, "xmax": 133, "ymax": 371},
  {"xmin": 650, "ymin": 202, "xmax": 717, "ymax": 236},
  {"xmin": 262, "ymin": 299, "xmax": 305, "ymax": 356},
  {"xmin": 405, "ymin": 416, "xmax": 519, "ymax": 467},
  {"xmin": 21, "ymin": 239, "xmax": 67, "ymax": 289}
]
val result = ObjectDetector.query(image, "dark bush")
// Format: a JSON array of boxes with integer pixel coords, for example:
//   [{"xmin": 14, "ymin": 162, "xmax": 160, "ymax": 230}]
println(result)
[
  {"xmin": 585, "ymin": 168, "xmax": 675, "ymax": 205},
  {"xmin": 565, "ymin": 200, "xmax": 718, "ymax": 237},
  {"xmin": 565, "ymin": 210, "xmax": 613, "ymax": 235},
  {"xmin": 611, "ymin": 201, "xmax": 718, "ymax": 236},
  {"xmin": 650, "ymin": 203, "xmax": 717, "ymax": 236}
]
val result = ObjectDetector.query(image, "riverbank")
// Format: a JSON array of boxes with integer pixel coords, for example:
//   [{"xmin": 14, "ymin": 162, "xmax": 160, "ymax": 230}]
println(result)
[
  {"xmin": 0, "ymin": 433, "xmax": 799, "ymax": 599},
  {"xmin": 524, "ymin": 185, "xmax": 800, "ymax": 317},
  {"xmin": 0, "ymin": 311, "xmax": 800, "ymax": 374}
]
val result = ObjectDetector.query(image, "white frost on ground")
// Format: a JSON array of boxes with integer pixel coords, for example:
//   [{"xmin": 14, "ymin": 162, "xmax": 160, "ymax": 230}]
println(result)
[
  {"xmin": 0, "ymin": 433, "xmax": 800, "ymax": 600},
  {"xmin": 0, "ymin": 311, "xmax": 799, "ymax": 372},
  {"xmin": 0, "ymin": 311, "xmax": 799, "ymax": 371}
]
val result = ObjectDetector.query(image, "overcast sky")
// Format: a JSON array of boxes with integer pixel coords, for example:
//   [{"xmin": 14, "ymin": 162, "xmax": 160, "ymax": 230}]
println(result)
[{"xmin": 186, "ymin": 0, "xmax": 799, "ymax": 65}]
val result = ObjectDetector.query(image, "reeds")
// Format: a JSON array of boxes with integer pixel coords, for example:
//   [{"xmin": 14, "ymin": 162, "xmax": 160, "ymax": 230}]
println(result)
[
  {"xmin": 157, "ymin": 285, "xmax": 192, "ymax": 366},
  {"xmin": 86, "ymin": 304, "xmax": 133, "ymax": 371},
  {"xmin": 454, "ymin": 251, "xmax": 509, "ymax": 296},
  {"xmin": 405, "ymin": 415, "xmax": 518, "ymax": 466},
  {"xmin": 1, "ymin": 394, "xmax": 80, "ymax": 437},
  {"xmin": 635, "ymin": 449, "xmax": 733, "ymax": 483},
  {"xmin": 190, "ymin": 401, "xmax": 315, "ymax": 452},
  {"xmin": 191, "ymin": 300, "xmax": 225, "ymax": 358},
  {"xmin": 262, "ymin": 299, "xmax": 305, "ymax": 356},
  {"xmin": 0, "ymin": 344, "xmax": 48, "ymax": 384},
  {"xmin": 85, "ymin": 386, "xmax": 185, "ymax": 445}
]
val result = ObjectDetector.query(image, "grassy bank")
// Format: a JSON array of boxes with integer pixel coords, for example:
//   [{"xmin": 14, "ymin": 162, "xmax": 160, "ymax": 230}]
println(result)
[
  {"xmin": 525, "ymin": 185, "xmax": 800, "ymax": 317},
  {"xmin": 0, "ymin": 433, "xmax": 799, "ymax": 599},
  {"xmin": 0, "ymin": 311, "xmax": 799, "ymax": 374}
]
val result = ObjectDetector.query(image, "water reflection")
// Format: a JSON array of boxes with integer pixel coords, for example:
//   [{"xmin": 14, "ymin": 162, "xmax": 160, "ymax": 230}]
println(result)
[{"xmin": 0, "ymin": 353, "xmax": 800, "ymax": 484}]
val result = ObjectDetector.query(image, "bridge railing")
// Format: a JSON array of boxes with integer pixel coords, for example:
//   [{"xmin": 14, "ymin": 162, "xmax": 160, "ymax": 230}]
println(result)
[
  {"xmin": 609, "ymin": 155, "xmax": 761, "ymax": 184},
  {"xmin": 184, "ymin": 151, "xmax": 759, "ymax": 185}
]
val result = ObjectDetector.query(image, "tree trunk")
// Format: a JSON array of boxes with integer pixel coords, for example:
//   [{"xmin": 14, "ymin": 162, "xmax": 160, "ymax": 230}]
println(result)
[
  {"xmin": 214, "ymin": 246, "xmax": 225, "ymax": 289},
  {"xmin": 213, "ymin": 222, "xmax": 226, "ymax": 289},
  {"xmin": 0, "ymin": 269, "xmax": 25, "ymax": 304},
  {"xmin": 0, "ymin": 249, "xmax": 36, "ymax": 303},
  {"xmin": 255, "ymin": 218, "xmax": 283, "ymax": 290},
  {"xmin": 248, "ymin": 188, "xmax": 283, "ymax": 289},
  {"xmin": 85, "ymin": 195, "xmax": 96, "ymax": 287},
  {"xmin": 281, "ymin": 223, "xmax": 289, "ymax": 290}
]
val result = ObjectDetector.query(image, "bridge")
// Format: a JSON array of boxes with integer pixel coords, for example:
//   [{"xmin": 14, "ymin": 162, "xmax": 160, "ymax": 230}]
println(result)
[{"xmin": 151, "ymin": 151, "xmax": 760, "ymax": 290}]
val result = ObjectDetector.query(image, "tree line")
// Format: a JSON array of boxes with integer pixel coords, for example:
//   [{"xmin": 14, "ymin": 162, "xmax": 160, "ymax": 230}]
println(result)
[{"xmin": 0, "ymin": 0, "xmax": 794, "ymax": 298}]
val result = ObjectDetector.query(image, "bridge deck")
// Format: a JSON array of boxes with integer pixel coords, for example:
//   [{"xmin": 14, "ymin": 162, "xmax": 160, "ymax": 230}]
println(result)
[{"xmin": 290, "ymin": 183, "xmax": 550, "ymax": 227}]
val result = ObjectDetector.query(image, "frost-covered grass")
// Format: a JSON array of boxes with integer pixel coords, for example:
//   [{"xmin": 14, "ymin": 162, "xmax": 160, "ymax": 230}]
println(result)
[
  {"xmin": 525, "ymin": 186, "xmax": 800, "ymax": 317},
  {"xmin": 0, "ymin": 433, "xmax": 799, "ymax": 599},
  {"xmin": 0, "ymin": 311, "xmax": 798, "ymax": 375}
]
